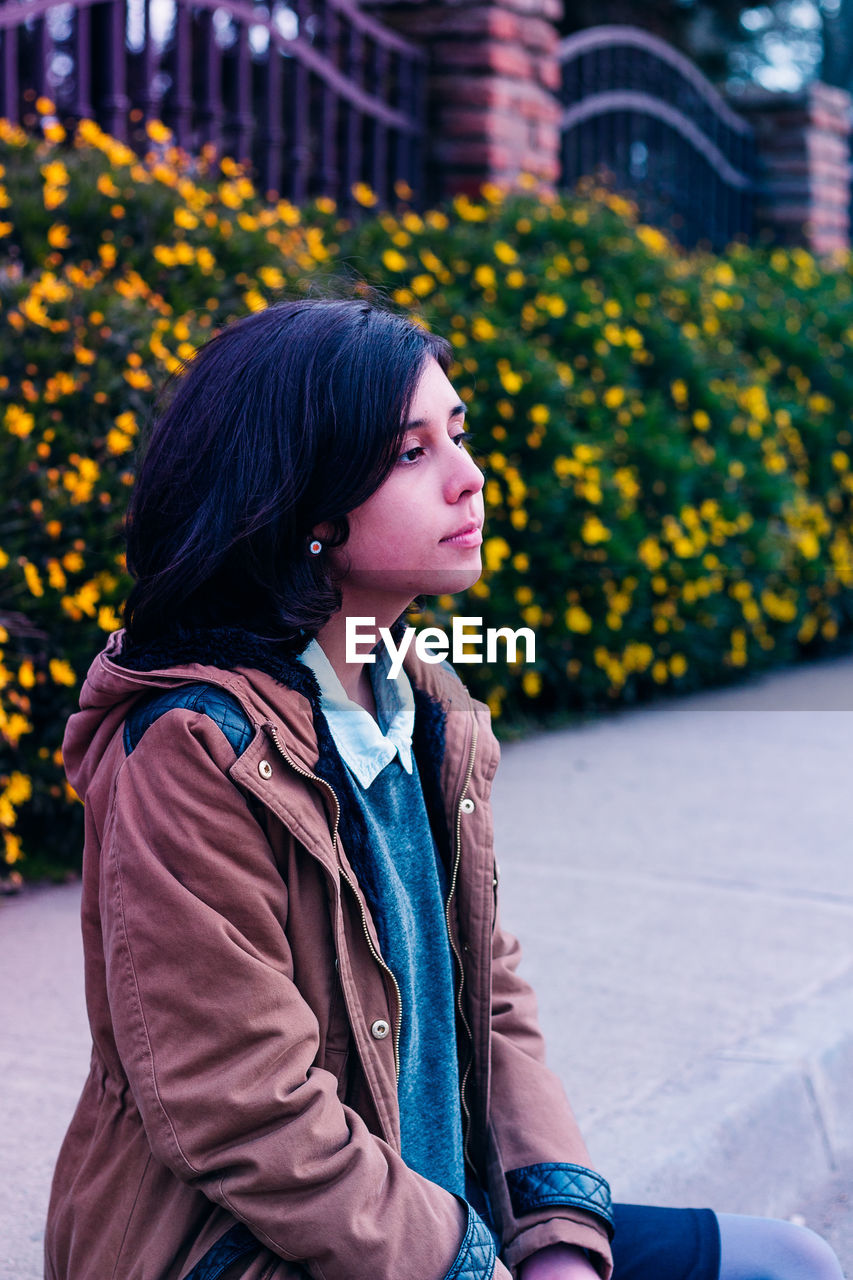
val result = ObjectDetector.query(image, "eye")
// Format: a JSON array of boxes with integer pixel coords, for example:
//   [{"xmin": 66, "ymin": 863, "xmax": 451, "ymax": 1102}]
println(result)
[
  {"xmin": 399, "ymin": 444, "xmax": 425, "ymax": 464},
  {"xmin": 453, "ymin": 429, "xmax": 472, "ymax": 448}
]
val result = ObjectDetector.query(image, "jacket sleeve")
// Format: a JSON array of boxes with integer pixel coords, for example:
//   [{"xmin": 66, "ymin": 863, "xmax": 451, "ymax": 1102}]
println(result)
[
  {"xmin": 485, "ymin": 896, "xmax": 615, "ymax": 1279},
  {"xmin": 100, "ymin": 707, "xmax": 510, "ymax": 1280}
]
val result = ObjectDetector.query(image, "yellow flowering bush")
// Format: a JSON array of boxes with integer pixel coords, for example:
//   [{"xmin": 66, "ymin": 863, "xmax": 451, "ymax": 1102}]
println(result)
[
  {"xmin": 337, "ymin": 182, "xmax": 853, "ymax": 723},
  {"xmin": 0, "ymin": 111, "xmax": 337, "ymax": 878},
  {"xmin": 5, "ymin": 111, "xmax": 853, "ymax": 876}
]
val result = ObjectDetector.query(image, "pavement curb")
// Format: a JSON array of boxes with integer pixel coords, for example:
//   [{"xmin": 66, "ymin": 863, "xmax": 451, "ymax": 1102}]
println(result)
[{"xmin": 585, "ymin": 963, "xmax": 853, "ymax": 1216}]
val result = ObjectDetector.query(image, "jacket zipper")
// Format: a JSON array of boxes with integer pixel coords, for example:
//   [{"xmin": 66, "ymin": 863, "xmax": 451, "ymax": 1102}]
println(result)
[
  {"xmin": 445, "ymin": 709, "xmax": 479, "ymax": 1172},
  {"xmin": 266, "ymin": 723, "xmax": 403, "ymax": 1080}
]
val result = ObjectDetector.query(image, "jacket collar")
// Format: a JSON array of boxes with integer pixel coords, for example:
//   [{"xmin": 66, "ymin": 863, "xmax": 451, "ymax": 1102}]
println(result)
[{"xmin": 112, "ymin": 624, "xmax": 493, "ymax": 804}]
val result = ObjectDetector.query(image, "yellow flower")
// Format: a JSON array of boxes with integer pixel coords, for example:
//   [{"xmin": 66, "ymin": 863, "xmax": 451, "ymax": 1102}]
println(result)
[
  {"xmin": 565, "ymin": 605, "xmax": 592, "ymax": 633},
  {"xmin": 97, "ymin": 173, "xmax": 121, "ymax": 198},
  {"xmin": 554, "ymin": 456, "xmax": 580, "ymax": 479},
  {"xmin": 603, "ymin": 386, "xmax": 625, "ymax": 409},
  {"xmin": 98, "ymin": 606, "xmax": 122, "ymax": 632},
  {"xmin": 106, "ymin": 428, "xmax": 133, "ymax": 456},
  {"xmin": 47, "ymin": 223, "xmax": 70, "ymax": 248},
  {"xmin": 41, "ymin": 160, "xmax": 69, "ymax": 186},
  {"xmin": 521, "ymin": 671, "xmax": 541, "ymax": 698},
  {"xmin": 761, "ymin": 590, "xmax": 797, "ymax": 622},
  {"xmin": 5, "ymin": 405, "xmax": 34, "ymax": 437},
  {"xmin": 4, "ymin": 832, "xmax": 23, "ymax": 865},
  {"xmin": 493, "ymin": 240, "xmax": 518, "ymax": 265},
  {"xmin": 669, "ymin": 654, "xmax": 687, "ymax": 678},
  {"xmin": 4, "ymin": 771, "xmax": 32, "ymax": 806},
  {"xmin": 636, "ymin": 224, "xmax": 669, "ymax": 255},
  {"xmin": 651, "ymin": 660, "xmax": 669, "ymax": 683},
  {"xmin": 49, "ymin": 658, "xmax": 76, "ymax": 686},
  {"xmin": 410, "ymin": 274, "xmax": 435, "ymax": 298},
  {"xmin": 797, "ymin": 614, "xmax": 818, "ymax": 643},
  {"xmin": 382, "ymin": 248, "xmax": 407, "ymax": 272},
  {"xmin": 352, "ymin": 182, "xmax": 378, "ymax": 207},
  {"xmin": 115, "ymin": 411, "xmax": 138, "ymax": 435},
  {"xmin": 483, "ymin": 537, "xmax": 511, "ymax": 572},
  {"xmin": 218, "ymin": 182, "xmax": 243, "ymax": 210},
  {"xmin": 18, "ymin": 660, "xmax": 36, "ymax": 688},
  {"xmin": 638, "ymin": 536, "xmax": 665, "ymax": 571},
  {"xmin": 472, "ymin": 317, "xmax": 496, "ymax": 341},
  {"xmin": 454, "ymin": 194, "xmax": 487, "ymax": 222},
  {"xmin": 474, "ymin": 264, "xmax": 496, "ymax": 289},
  {"xmin": 146, "ymin": 119, "xmax": 172, "ymax": 144},
  {"xmin": 498, "ymin": 368, "xmax": 522, "ymax": 395},
  {"xmin": 623, "ymin": 642, "xmax": 653, "ymax": 672},
  {"xmin": 486, "ymin": 688, "xmax": 505, "ymax": 718},
  {"xmin": 23, "ymin": 563, "xmax": 44, "ymax": 598},
  {"xmin": 581, "ymin": 515, "xmax": 611, "ymax": 545},
  {"xmin": 174, "ymin": 206, "xmax": 199, "ymax": 229},
  {"xmin": 46, "ymin": 559, "xmax": 67, "ymax": 590},
  {"xmin": 529, "ymin": 404, "xmax": 549, "ymax": 425}
]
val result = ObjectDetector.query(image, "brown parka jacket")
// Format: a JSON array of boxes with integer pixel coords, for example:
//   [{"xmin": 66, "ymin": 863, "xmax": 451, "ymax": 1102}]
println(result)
[{"xmin": 45, "ymin": 629, "xmax": 615, "ymax": 1280}]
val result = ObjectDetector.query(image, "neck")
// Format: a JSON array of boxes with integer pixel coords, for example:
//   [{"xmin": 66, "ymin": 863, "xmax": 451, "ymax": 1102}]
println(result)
[{"xmin": 315, "ymin": 595, "xmax": 409, "ymax": 715}]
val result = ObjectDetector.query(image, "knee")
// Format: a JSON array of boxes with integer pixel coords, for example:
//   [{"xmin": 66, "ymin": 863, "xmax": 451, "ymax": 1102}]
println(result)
[
  {"xmin": 718, "ymin": 1214, "xmax": 844, "ymax": 1280},
  {"xmin": 765, "ymin": 1220, "xmax": 843, "ymax": 1280}
]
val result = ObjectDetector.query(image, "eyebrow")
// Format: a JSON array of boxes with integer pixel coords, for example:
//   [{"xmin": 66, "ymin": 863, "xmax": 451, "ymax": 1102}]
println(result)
[{"xmin": 405, "ymin": 403, "xmax": 467, "ymax": 430}]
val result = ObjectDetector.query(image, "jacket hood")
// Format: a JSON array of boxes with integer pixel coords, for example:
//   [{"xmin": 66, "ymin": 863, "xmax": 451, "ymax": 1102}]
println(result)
[{"xmin": 63, "ymin": 627, "xmax": 325, "ymax": 799}]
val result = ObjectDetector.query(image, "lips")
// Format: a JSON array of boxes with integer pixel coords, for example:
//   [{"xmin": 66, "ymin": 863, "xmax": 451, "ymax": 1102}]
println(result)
[{"xmin": 440, "ymin": 522, "xmax": 483, "ymax": 547}]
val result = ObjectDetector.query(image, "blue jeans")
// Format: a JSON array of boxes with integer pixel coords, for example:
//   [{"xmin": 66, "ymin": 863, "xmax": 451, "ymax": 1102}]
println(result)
[{"xmin": 611, "ymin": 1203, "xmax": 844, "ymax": 1280}]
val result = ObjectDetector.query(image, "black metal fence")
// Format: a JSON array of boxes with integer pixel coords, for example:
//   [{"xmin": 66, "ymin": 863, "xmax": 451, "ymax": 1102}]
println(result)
[
  {"xmin": 559, "ymin": 25, "xmax": 757, "ymax": 249},
  {"xmin": 0, "ymin": 0, "xmax": 426, "ymax": 210}
]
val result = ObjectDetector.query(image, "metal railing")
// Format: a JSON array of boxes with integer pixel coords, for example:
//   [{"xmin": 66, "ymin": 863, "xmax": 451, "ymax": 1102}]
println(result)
[
  {"xmin": 0, "ymin": 0, "xmax": 426, "ymax": 209},
  {"xmin": 559, "ymin": 25, "xmax": 756, "ymax": 249}
]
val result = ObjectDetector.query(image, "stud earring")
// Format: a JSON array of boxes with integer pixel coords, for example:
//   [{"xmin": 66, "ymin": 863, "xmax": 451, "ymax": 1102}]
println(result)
[{"xmin": 308, "ymin": 539, "xmax": 323, "ymax": 555}]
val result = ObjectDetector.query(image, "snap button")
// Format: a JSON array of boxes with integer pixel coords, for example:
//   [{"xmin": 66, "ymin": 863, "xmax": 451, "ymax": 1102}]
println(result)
[
  {"xmin": 460, "ymin": 797, "xmax": 475, "ymax": 814},
  {"xmin": 370, "ymin": 1018, "xmax": 390, "ymax": 1040},
  {"xmin": 258, "ymin": 760, "xmax": 273, "ymax": 780}
]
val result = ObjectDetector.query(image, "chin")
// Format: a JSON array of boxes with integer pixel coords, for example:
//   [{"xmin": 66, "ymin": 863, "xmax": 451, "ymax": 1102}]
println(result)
[{"xmin": 418, "ymin": 564, "xmax": 483, "ymax": 597}]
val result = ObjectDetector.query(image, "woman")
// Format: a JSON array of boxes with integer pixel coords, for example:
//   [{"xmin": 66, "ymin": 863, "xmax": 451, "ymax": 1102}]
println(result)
[{"xmin": 46, "ymin": 299, "xmax": 843, "ymax": 1280}]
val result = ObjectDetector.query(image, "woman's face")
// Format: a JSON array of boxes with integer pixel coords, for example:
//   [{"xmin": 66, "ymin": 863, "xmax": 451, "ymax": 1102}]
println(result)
[{"xmin": 330, "ymin": 356, "xmax": 485, "ymax": 616}]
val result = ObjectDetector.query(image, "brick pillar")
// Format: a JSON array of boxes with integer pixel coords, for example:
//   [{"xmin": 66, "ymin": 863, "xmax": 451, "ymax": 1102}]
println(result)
[
  {"xmin": 736, "ymin": 82, "xmax": 852, "ymax": 255},
  {"xmin": 362, "ymin": 0, "xmax": 563, "ymax": 199}
]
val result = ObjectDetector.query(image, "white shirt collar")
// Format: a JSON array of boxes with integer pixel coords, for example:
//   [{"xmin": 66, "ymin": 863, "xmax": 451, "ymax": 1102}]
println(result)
[{"xmin": 298, "ymin": 638, "xmax": 415, "ymax": 789}]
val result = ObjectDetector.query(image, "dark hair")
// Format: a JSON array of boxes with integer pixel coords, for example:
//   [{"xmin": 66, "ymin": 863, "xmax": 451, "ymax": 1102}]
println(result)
[{"xmin": 124, "ymin": 299, "xmax": 451, "ymax": 645}]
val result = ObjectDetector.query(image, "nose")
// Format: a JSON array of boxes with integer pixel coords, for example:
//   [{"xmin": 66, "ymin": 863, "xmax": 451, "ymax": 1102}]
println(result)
[{"xmin": 444, "ymin": 440, "xmax": 484, "ymax": 504}]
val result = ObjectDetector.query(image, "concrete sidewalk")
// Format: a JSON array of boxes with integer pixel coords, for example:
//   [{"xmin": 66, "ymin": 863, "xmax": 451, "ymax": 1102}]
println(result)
[{"xmin": 3, "ymin": 655, "xmax": 853, "ymax": 1278}]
